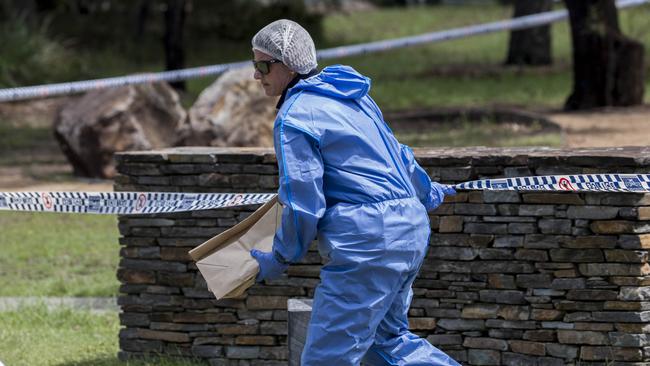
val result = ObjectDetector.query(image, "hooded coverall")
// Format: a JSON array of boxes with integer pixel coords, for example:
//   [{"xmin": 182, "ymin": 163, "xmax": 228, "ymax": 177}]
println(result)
[{"xmin": 273, "ymin": 64, "xmax": 460, "ymax": 366}]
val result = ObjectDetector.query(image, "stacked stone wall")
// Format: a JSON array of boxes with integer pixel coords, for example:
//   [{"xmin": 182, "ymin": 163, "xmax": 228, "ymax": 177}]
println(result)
[{"xmin": 116, "ymin": 146, "xmax": 650, "ymax": 365}]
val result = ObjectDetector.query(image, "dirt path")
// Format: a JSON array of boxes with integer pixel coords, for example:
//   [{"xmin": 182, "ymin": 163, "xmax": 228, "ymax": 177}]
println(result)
[
  {"xmin": 547, "ymin": 105, "xmax": 650, "ymax": 148},
  {"xmin": 0, "ymin": 164, "xmax": 113, "ymax": 191}
]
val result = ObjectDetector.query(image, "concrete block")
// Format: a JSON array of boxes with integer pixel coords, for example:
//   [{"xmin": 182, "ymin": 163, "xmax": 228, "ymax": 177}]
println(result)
[{"xmin": 288, "ymin": 299, "xmax": 312, "ymax": 366}]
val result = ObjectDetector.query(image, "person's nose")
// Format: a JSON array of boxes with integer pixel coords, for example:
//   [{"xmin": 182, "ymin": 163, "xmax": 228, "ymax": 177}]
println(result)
[{"xmin": 254, "ymin": 69, "xmax": 262, "ymax": 80}]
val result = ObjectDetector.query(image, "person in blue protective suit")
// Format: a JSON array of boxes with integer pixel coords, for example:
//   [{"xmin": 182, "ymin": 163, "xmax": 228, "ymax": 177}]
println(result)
[{"xmin": 249, "ymin": 19, "xmax": 461, "ymax": 366}]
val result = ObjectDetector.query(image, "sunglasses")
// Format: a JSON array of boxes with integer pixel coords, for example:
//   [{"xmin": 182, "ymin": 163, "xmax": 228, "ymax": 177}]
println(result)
[{"xmin": 252, "ymin": 59, "xmax": 281, "ymax": 75}]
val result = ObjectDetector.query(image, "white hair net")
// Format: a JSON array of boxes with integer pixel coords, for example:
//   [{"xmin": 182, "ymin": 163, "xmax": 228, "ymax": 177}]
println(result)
[{"xmin": 252, "ymin": 19, "xmax": 317, "ymax": 75}]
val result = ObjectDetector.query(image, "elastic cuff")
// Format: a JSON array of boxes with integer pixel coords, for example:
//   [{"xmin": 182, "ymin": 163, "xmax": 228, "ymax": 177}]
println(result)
[{"xmin": 273, "ymin": 250, "xmax": 290, "ymax": 265}]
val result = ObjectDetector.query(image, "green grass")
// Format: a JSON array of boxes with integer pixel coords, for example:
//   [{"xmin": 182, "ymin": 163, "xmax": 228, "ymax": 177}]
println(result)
[
  {"xmin": 0, "ymin": 124, "xmax": 53, "ymax": 149},
  {"xmin": 0, "ymin": 305, "xmax": 204, "ymax": 366},
  {"xmin": 321, "ymin": 3, "xmax": 650, "ymax": 109},
  {"xmin": 323, "ymin": 3, "xmax": 650, "ymax": 68},
  {"xmin": 393, "ymin": 119, "xmax": 562, "ymax": 147},
  {"xmin": 371, "ymin": 69, "xmax": 572, "ymax": 110},
  {"xmin": 0, "ymin": 212, "xmax": 120, "ymax": 297},
  {"xmin": 0, "ymin": 124, "xmax": 67, "ymax": 165}
]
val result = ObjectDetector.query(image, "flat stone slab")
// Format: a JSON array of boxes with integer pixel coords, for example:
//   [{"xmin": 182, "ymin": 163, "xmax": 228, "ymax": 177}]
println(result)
[{"xmin": 288, "ymin": 298, "xmax": 313, "ymax": 366}]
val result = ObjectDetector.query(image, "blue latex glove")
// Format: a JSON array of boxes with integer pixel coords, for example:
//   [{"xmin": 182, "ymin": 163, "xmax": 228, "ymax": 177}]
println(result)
[
  {"xmin": 442, "ymin": 184, "xmax": 457, "ymax": 196},
  {"xmin": 250, "ymin": 249, "xmax": 289, "ymax": 282}
]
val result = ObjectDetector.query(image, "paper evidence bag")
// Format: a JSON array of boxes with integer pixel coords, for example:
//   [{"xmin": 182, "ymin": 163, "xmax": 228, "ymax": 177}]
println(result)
[{"xmin": 188, "ymin": 196, "xmax": 282, "ymax": 300}]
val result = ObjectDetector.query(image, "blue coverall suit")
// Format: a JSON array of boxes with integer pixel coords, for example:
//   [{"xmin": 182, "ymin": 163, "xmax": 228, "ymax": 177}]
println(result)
[{"xmin": 272, "ymin": 64, "xmax": 460, "ymax": 366}]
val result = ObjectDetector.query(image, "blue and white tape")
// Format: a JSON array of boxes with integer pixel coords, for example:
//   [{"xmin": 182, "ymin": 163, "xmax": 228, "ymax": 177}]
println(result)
[
  {"xmin": 0, "ymin": 60, "xmax": 250, "ymax": 103},
  {"xmin": 455, "ymin": 174, "xmax": 650, "ymax": 193},
  {"xmin": 0, "ymin": 192, "xmax": 275, "ymax": 215},
  {"xmin": 0, "ymin": 0, "xmax": 645, "ymax": 102},
  {"xmin": 0, "ymin": 174, "xmax": 648, "ymax": 215}
]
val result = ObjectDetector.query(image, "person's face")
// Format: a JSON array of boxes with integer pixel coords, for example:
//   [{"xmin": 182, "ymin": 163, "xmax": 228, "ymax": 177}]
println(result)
[{"xmin": 253, "ymin": 49, "xmax": 295, "ymax": 97}]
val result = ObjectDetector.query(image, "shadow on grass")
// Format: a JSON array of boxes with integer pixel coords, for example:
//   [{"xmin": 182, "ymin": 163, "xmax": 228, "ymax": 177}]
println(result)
[
  {"xmin": 55, "ymin": 355, "xmax": 122, "ymax": 366},
  {"xmin": 55, "ymin": 354, "xmax": 206, "ymax": 366}
]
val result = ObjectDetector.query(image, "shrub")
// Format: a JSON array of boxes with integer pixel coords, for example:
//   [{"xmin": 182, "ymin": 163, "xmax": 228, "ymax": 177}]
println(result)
[
  {"xmin": 188, "ymin": 0, "xmax": 323, "ymax": 43},
  {"xmin": 0, "ymin": 14, "xmax": 85, "ymax": 87}
]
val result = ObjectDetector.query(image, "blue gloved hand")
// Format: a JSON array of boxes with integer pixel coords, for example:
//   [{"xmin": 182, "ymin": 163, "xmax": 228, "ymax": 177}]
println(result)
[
  {"xmin": 426, "ymin": 183, "xmax": 457, "ymax": 212},
  {"xmin": 441, "ymin": 184, "xmax": 457, "ymax": 196},
  {"xmin": 250, "ymin": 249, "xmax": 289, "ymax": 282}
]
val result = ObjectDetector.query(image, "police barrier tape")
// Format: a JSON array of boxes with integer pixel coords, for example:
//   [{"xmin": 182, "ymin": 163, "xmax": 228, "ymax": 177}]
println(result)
[
  {"xmin": 455, "ymin": 174, "xmax": 650, "ymax": 193},
  {"xmin": 0, "ymin": 174, "xmax": 648, "ymax": 215},
  {"xmin": 0, "ymin": 0, "xmax": 646, "ymax": 102},
  {"xmin": 0, "ymin": 192, "xmax": 276, "ymax": 215}
]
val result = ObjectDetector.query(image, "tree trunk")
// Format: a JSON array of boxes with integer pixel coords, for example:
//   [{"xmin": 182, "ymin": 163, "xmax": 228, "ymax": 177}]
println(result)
[
  {"xmin": 134, "ymin": 0, "xmax": 150, "ymax": 41},
  {"xmin": 164, "ymin": 0, "xmax": 186, "ymax": 91},
  {"xmin": 505, "ymin": 0, "xmax": 553, "ymax": 66},
  {"xmin": 34, "ymin": 0, "xmax": 56, "ymax": 13},
  {"xmin": 564, "ymin": 0, "xmax": 645, "ymax": 110}
]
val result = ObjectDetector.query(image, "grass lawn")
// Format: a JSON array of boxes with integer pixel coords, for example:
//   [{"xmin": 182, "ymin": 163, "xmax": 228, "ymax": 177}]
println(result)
[
  {"xmin": 156, "ymin": 3, "xmax": 650, "ymax": 109},
  {"xmin": 394, "ymin": 119, "xmax": 562, "ymax": 147},
  {"xmin": 0, "ymin": 305, "xmax": 203, "ymax": 366},
  {"xmin": 320, "ymin": 3, "xmax": 650, "ymax": 110},
  {"xmin": 0, "ymin": 212, "xmax": 120, "ymax": 297},
  {"xmin": 0, "ymin": 124, "xmax": 67, "ymax": 166}
]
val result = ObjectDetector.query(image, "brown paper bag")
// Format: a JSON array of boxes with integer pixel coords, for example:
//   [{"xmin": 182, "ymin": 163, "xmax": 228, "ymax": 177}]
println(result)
[{"xmin": 188, "ymin": 196, "xmax": 282, "ymax": 299}]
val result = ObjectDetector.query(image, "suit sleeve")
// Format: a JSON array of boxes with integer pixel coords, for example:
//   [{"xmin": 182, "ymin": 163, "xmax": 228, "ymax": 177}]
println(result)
[
  {"xmin": 273, "ymin": 123, "xmax": 326, "ymax": 263},
  {"xmin": 399, "ymin": 144, "xmax": 446, "ymax": 212}
]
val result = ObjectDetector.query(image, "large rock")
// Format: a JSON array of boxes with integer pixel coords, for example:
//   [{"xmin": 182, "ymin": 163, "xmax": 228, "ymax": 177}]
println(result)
[
  {"xmin": 54, "ymin": 83, "xmax": 187, "ymax": 178},
  {"xmin": 184, "ymin": 66, "xmax": 277, "ymax": 148}
]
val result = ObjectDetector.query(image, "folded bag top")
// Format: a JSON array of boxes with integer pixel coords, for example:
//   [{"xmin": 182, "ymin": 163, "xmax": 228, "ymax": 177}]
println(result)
[{"xmin": 189, "ymin": 196, "xmax": 281, "ymax": 299}]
